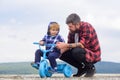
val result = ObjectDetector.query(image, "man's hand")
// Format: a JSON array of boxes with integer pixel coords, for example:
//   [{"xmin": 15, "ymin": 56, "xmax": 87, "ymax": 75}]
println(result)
[
  {"xmin": 56, "ymin": 42, "xmax": 69, "ymax": 54},
  {"xmin": 56, "ymin": 42, "xmax": 68, "ymax": 49},
  {"xmin": 60, "ymin": 48, "xmax": 69, "ymax": 54}
]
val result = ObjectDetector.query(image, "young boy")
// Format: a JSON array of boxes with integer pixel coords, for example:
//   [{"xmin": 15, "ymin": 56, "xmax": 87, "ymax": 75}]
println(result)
[{"xmin": 31, "ymin": 22, "xmax": 65, "ymax": 72}]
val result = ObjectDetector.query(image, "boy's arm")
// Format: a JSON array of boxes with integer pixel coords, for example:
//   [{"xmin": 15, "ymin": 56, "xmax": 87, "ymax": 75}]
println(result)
[
  {"xmin": 39, "ymin": 35, "xmax": 47, "ymax": 45},
  {"xmin": 59, "ymin": 35, "xmax": 65, "ymax": 42}
]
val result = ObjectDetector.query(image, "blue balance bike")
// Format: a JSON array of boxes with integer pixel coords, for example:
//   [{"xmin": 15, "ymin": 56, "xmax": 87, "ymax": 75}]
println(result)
[{"xmin": 32, "ymin": 42, "xmax": 72, "ymax": 78}]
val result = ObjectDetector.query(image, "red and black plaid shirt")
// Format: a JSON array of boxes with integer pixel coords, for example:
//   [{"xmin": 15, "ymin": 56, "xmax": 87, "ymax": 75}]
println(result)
[{"xmin": 68, "ymin": 21, "xmax": 101, "ymax": 62}]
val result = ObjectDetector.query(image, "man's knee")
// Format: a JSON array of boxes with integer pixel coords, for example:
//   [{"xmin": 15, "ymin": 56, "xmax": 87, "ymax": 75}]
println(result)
[
  {"xmin": 71, "ymin": 48, "xmax": 86, "ymax": 54},
  {"xmin": 71, "ymin": 48, "xmax": 86, "ymax": 62}
]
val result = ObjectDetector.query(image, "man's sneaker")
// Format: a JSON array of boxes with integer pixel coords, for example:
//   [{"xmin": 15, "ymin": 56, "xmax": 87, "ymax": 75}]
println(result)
[
  {"xmin": 84, "ymin": 66, "xmax": 96, "ymax": 77},
  {"xmin": 31, "ymin": 62, "xmax": 39, "ymax": 69},
  {"xmin": 73, "ymin": 68, "xmax": 86, "ymax": 77}
]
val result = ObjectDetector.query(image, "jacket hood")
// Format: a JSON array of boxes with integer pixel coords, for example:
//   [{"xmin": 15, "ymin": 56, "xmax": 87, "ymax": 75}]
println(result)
[{"xmin": 47, "ymin": 22, "xmax": 60, "ymax": 35}]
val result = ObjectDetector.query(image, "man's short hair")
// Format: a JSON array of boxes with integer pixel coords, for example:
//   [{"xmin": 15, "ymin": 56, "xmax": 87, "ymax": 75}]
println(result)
[{"xmin": 66, "ymin": 13, "xmax": 81, "ymax": 25}]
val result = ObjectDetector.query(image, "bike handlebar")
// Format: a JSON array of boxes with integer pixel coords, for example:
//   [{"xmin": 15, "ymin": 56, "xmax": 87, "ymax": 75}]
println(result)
[
  {"xmin": 33, "ymin": 42, "xmax": 39, "ymax": 45},
  {"xmin": 33, "ymin": 42, "xmax": 56, "ymax": 52}
]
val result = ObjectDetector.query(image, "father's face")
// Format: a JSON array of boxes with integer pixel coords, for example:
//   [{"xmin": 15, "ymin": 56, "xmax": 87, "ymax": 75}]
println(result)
[{"xmin": 67, "ymin": 23, "xmax": 80, "ymax": 33}]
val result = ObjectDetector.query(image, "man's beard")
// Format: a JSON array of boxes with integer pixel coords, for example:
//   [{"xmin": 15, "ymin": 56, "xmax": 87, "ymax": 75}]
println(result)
[{"xmin": 70, "ymin": 29, "xmax": 79, "ymax": 33}]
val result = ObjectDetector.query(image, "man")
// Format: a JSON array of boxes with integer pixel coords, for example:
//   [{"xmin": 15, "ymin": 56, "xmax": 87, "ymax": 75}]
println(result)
[{"xmin": 56, "ymin": 13, "xmax": 101, "ymax": 77}]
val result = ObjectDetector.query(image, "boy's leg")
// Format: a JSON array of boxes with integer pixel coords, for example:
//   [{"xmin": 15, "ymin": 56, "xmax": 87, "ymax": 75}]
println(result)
[
  {"xmin": 31, "ymin": 49, "xmax": 43, "ymax": 69},
  {"xmin": 35, "ymin": 49, "xmax": 43, "ymax": 63},
  {"xmin": 47, "ymin": 52, "xmax": 60, "ymax": 69}
]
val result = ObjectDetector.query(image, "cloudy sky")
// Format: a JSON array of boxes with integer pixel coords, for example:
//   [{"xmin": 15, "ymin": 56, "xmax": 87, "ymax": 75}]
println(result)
[{"xmin": 0, "ymin": 0, "xmax": 120, "ymax": 63}]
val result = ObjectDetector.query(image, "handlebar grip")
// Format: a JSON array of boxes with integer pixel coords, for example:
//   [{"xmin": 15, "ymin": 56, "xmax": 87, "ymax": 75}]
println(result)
[
  {"xmin": 33, "ymin": 42, "xmax": 39, "ymax": 45},
  {"xmin": 33, "ymin": 42, "xmax": 56, "ymax": 47}
]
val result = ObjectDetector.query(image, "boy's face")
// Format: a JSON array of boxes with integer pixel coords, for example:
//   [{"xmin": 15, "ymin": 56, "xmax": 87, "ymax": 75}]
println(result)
[{"xmin": 49, "ymin": 28, "xmax": 59, "ymax": 36}]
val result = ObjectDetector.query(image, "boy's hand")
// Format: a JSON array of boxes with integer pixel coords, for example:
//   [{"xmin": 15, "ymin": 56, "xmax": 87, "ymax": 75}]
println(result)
[{"xmin": 39, "ymin": 41, "xmax": 44, "ymax": 45}]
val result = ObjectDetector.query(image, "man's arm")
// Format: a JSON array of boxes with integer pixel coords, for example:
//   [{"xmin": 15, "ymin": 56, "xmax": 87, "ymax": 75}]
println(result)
[
  {"xmin": 56, "ymin": 42, "xmax": 84, "ymax": 51},
  {"xmin": 68, "ymin": 42, "xmax": 84, "ymax": 48}
]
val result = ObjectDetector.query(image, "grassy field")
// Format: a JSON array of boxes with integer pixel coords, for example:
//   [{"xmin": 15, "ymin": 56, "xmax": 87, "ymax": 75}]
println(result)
[
  {"xmin": 0, "ymin": 61, "xmax": 120, "ymax": 80},
  {"xmin": 0, "ymin": 62, "xmax": 38, "ymax": 74},
  {"xmin": 0, "ymin": 61, "xmax": 120, "ymax": 74}
]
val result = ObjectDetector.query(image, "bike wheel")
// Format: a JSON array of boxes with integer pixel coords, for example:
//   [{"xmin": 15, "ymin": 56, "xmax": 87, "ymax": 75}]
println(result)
[
  {"xmin": 63, "ymin": 65, "xmax": 72, "ymax": 77},
  {"xmin": 45, "ymin": 67, "xmax": 52, "ymax": 77},
  {"xmin": 39, "ymin": 60, "xmax": 47, "ymax": 78}
]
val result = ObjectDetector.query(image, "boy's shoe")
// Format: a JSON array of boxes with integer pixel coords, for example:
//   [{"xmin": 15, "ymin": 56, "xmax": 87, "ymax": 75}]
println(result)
[
  {"xmin": 31, "ymin": 62, "xmax": 39, "ymax": 69},
  {"xmin": 48, "ymin": 67, "xmax": 57, "ymax": 74},
  {"xmin": 84, "ymin": 65, "xmax": 96, "ymax": 77}
]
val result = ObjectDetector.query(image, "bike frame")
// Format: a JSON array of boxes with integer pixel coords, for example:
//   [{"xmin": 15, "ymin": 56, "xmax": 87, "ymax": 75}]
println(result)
[{"xmin": 33, "ymin": 42, "xmax": 56, "ymax": 60}]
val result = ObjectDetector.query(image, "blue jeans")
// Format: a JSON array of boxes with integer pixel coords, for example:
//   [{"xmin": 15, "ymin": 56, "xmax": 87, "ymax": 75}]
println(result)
[{"xmin": 34, "ymin": 49, "xmax": 60, "ymax": 69}]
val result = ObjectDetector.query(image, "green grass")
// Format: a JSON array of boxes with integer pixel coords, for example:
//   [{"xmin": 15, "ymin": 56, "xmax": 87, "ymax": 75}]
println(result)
[
  {"xmin": 0, "ymin": 61, "xmax": 120, "ymax": 74},
  {"xmin": 0, "ymin": 62, "xmax": 38, "ymax": 74}
]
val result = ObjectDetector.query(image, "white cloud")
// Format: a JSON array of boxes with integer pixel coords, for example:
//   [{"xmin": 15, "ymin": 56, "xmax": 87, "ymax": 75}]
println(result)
[{"xmin": 9, "ymin": 18, "xmax": 17, "ymax": 24}]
